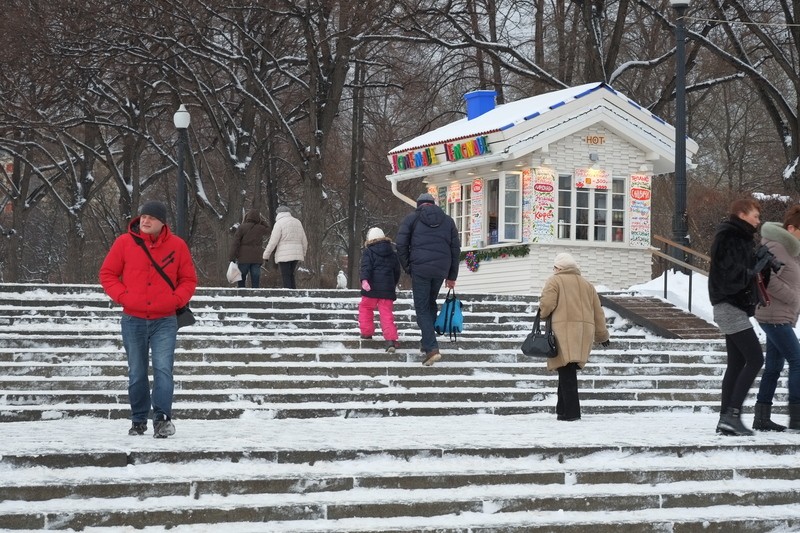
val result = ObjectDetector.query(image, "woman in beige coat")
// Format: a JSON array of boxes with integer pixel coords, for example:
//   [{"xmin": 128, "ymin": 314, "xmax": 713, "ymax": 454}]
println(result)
[
  {"xmin": 263, "ymin": 206, "xmax": 308, "ymax": 289},
  {"xmin": 538, "ymin": 253, "xmax": 609, "ymax": 421}
]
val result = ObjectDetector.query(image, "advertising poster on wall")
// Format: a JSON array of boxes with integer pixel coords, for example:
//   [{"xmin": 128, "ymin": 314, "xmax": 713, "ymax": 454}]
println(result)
[
  {"xmin": 470, "ymin": 178, "xmax": 484, "ymax": 248},
  {"xmin": 574, "ymin": 167, "xmax": 609, "ymax": 190},
  {"xmin": 629, "ymin": 174, "xmax": 651, "ymax": 247},
  {"xmin": 522, "ymin": 169, "xmax": 533, "ymax": 242},
  {"xmin": 448, "ymin": 182, "xmax": 461, "ymax": 204},
  {"xmin": 436, "ymin": 186, "xmax": 447, "ymax": 206},
  {"xmin": 532, "ymin": 167, "xmax": 556, "ymax": 242}
]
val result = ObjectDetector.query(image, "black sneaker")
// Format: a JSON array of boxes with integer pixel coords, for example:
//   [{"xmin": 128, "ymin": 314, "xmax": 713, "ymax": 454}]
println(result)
[
  {"xmin": 386, "ymin": 340, "xmax": 400, "ymax": 353},
  {"xmin": 153, "ymin": 417, "xmax": 176, "ymax": 439},
  {"xmin": 360, "ymin": 335, "xmax": 372, "ymax": 340},
  {"xmin": 128, "ymin": 422, "xmax": 147, "ymax": 436}
]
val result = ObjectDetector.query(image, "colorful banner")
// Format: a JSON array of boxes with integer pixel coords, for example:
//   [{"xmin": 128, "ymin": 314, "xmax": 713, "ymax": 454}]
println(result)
[
  {"xmin": 391, "ymin": 146, "xmax": 439, "ymax": 173},
  {"xmin": 444, "ymin": 136, "xmax": 490, "ymax": 162}
]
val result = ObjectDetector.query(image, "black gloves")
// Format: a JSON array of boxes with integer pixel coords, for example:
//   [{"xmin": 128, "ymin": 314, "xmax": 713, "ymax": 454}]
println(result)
[{"xmin": 601, "ymin": 340, "xmax": 611, "ymax": 348}]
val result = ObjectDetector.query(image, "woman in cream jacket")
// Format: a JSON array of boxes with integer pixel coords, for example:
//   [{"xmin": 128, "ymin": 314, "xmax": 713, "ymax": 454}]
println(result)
[
  {"xmin": 263, "ymin": 206, "xmax": 308, "ymax": 289},
  {"xmin": 538, "ymin": 253, "xmax": 609, "ymax": 421}
]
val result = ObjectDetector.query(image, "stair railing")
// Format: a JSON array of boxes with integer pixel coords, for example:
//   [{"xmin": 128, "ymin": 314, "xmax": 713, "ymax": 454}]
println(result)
[{"xmin": 650, "ymin": 235, "xmax": 710, "ymax": 313}]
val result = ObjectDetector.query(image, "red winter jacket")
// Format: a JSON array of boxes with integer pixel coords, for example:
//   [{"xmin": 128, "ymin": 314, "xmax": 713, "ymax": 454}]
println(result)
[{"xmin": 99, "ymin": 217, "xmax": 197, "ymax": 320}]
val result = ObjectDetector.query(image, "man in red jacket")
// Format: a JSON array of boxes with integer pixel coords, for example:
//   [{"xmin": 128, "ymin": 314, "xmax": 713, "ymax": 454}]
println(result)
[{"xmin": 99, "ymin": 200, "xmax": 197, "ymax": 438}]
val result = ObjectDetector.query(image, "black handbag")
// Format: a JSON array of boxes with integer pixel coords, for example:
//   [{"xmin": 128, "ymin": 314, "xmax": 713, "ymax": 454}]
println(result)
[
  {"xmin": 133, "ymin": 236, "xmax": 196, "ymax": 330},
  {"xmin": 521, "ymin": 308, "xmax": 557, "ymax": 358},
  {"xmin": 176, "ymin": 305, "xmax": 196, "ymax": 329}
]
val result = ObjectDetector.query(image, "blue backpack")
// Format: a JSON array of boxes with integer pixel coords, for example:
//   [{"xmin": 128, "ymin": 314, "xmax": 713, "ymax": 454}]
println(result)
[{"xmin": 434, "ymin": 289, "xmax": 464, "ymax": 341}]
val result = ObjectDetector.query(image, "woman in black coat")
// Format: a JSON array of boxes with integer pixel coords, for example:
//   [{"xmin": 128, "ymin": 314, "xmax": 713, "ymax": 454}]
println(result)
[{"xmin": 708, "ymin": 197, "xmax": 770, "ymax": 436}]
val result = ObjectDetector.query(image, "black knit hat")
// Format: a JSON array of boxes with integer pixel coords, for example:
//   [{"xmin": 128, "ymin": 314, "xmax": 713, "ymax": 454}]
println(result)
[{"xmin": 139, "ymin": 200, "xmax": 168, "ymax": 224}]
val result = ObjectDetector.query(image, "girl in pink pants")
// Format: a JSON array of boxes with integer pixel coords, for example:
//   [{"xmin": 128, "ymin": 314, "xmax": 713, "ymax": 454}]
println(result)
[{"xmin": 359, "ymin": 227, "xmax": 402, "ymax": 352}]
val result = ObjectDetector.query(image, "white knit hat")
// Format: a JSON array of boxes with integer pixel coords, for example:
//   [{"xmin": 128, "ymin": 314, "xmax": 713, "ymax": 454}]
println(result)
[
  {"xmin": 553, "ymin": 252, "xmax": 579, "ymax": 270},
  {"xmin": 366, "ymin": 227, "xmax": 385, "ymax": 241}
]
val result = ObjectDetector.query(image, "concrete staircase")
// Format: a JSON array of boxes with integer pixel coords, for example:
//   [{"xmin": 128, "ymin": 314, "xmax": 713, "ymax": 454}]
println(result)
[{"xmin": 1, "ymin": 283, "xmax": 798, "ymax": 532}]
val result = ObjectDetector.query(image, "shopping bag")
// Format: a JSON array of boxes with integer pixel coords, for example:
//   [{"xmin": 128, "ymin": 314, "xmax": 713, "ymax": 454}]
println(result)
[
  {"xmin": 226, "ymin": 261, "xmax": 242, "ymax": 283},
  {"xmin": 521, "ymin": 308, "xmax": 557, "ymax": 358},
  {"xmin": 434, "ymin": 289, "xmax": 464, "ymax": 341}
]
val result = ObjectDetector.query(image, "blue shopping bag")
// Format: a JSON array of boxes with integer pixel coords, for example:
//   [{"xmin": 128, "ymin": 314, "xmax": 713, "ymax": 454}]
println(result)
[{"xmin": 434, "ymin": 289, "xmax": 464, "ymax": 341}]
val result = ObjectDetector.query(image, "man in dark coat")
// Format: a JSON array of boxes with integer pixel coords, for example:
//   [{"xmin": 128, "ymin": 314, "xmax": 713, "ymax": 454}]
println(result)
[{"xmin": 395, "ymin": 192, "xmax": 460, "ymax": 366}]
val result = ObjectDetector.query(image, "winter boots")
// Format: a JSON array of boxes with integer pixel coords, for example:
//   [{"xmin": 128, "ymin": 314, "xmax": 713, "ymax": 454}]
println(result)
[
  {"xmin": 752, "ymin": 402, "xmax": 786, "ymax": 432},
  {"xmin": 716, "ymin": 407, "xmax": 754, "ymax": 436},
  {"xmin": 790, "ymin": 404, "xmax": 800, "ymax": 431}
]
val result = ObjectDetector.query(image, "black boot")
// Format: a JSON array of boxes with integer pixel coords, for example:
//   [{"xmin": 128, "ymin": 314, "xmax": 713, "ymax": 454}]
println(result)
[
  {"xmin": 716, "ymin": 407, "xmax": 754, "ymax": 436},
  {"xmin": 752, "ymin": 402, "xmax": 786, "ymax": 432},
  {"xmin": 789, "ymin": 404, "xmax": 800, "ymax": 431}
]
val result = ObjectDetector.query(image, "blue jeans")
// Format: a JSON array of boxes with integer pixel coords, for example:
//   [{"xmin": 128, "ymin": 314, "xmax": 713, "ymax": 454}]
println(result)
[
  {"xmin": 757, "ymin": 322, "xmax": 800, "ymax": 405},
  {"xmin": 411, "ymin": 274, "xmax": 444, "ymax": 353},
  {"xmin": 237, "ymin": 263, "xmax": 261, "ymax": 288},
  {"xmin": 121, "ymin": 314, "xmax": 178, "ymax": 422}
]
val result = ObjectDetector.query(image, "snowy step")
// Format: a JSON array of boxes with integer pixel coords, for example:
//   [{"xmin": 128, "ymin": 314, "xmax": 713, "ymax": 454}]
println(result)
[
  {"xmin": 3, "ymin": 478, "xmax": 800, "ymax": 531},
  {"xmin": 2, "ymin": 347, "xmax": 799, "ymax": 533}
]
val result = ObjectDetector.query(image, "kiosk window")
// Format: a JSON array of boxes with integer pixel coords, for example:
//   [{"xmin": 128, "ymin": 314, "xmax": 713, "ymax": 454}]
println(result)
[
  {"xmin": 557, "ymin": 173, "xmax": 626, "ymax": 243},
  {"xmin": 446, "ymin": 183, "xmax": 472, "ymax": 248},
  {"xmin": 486, "ymin": 172, "xmax": 522, "ymax": 244}
]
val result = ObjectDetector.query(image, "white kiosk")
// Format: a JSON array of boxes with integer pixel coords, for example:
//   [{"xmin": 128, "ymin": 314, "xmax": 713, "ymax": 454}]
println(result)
[{"xmin": 386, "ymin": 82, "xmax": 699, "ymax": 295}]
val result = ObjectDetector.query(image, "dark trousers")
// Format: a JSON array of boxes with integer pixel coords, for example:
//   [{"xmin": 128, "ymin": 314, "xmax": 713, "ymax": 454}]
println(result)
[
  {"xmin": 721, "ymin": 328, "xmax": 764, "ymax": 412},
  {"xmin": 278, "ymin": 261, "xmax": 298, "ymax": 289},
  {"xmin": 411, "ymin": 274, "xmax": 444, "ymax": 353},
  {"xmin": 556, "ymin": 362, "xmax": 581, "ymax": 420}
]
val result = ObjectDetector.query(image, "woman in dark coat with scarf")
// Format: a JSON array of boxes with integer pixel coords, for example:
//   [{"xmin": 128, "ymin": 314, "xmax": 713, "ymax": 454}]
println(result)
[
  {"xmin": 229, "ymin": 210, "xmax": 270, "ymax": 289},
  {"xmin": 708, "ymin": 198, "xmax": 773, "ymax": 436}
]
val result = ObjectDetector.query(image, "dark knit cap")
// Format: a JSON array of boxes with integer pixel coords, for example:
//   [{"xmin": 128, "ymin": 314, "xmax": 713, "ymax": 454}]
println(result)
[
  {"xmin": 139, "ymin": 200, "xmax": 168, "ymax": 224},
  {"xmin": 416, "ymin": 193, "xmax": 435, "ymax": 206}
]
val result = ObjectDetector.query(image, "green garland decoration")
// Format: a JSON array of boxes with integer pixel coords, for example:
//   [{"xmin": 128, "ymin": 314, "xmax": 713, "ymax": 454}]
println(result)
[{"xmin": 460, "ymin": 244, "xmax": 531, "ymax": 268}]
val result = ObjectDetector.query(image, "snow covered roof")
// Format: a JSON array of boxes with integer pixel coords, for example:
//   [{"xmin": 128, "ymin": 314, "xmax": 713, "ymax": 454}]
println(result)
[
  {"xmin": 386, "ymin": 82, "xmax": 699, "ymax": 180},
  {"xmin": 389, "ymin": 83, "xmax": 603, "ymax": 154}
]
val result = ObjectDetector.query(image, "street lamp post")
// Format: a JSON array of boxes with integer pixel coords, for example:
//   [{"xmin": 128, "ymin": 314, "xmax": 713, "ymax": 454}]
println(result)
[
  {"xmin": 670, "ymin": 0, "xmax": 690, "ymax": 261},
  {"xmin": 173, "ymin": 104, "xmax": 190, "ymax": 241}
]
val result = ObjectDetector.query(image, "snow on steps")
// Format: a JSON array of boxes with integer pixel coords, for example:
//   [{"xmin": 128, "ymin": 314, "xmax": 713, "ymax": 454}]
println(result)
[
  {"xmin": 0, "ymin": 284, "xmax": 742, "ymax": 423},
  {"xmin": 0, "ymin": 284, "xmax": 796, "ymax": 532},
  {"xmin": 0, "ymin": 283, "xmax": 787, "ymax": 422},
  {"xmin": 2, "ymin": 414, "xmax": 800, "ymax": 532}
]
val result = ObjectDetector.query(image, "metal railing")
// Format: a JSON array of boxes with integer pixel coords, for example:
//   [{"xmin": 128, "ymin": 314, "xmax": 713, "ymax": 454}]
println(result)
[{"xmin": 650, "ymin": 235, "xmax": 710, "ymax": 313}]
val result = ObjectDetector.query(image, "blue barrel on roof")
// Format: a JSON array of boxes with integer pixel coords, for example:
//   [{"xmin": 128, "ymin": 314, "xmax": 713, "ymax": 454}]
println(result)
[{"xmin": 464, "ymin": 90, "xmax": 496, "ymax": 120}]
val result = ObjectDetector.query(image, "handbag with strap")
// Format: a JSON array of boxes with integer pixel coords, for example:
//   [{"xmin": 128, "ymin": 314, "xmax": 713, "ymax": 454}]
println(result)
[
  {"xmin": 133, "ymin": 236, "xmax": 196, "ymax": 329},
  {"xmin": 434, "ymin": 288, "xmax": 464, "ymax": 342},
  {"xmin": 521, "ymin": 308, "xmax": 557, "ymax": 358}
]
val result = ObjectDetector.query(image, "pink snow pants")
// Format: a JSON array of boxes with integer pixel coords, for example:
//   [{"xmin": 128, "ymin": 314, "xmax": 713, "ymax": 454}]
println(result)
[{"xmin": 358, "ymin": 296, "xmax": 398, "ymax": 341}]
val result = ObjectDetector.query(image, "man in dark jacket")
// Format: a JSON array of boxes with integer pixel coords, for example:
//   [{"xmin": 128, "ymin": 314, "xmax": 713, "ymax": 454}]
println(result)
[
  {"xmin": 396, "ymin": 192, "xmax": 460, "ymax": 366},
  {"xmin": 99, "ymin": 200, "xmax": 197, "ymax": 439}
]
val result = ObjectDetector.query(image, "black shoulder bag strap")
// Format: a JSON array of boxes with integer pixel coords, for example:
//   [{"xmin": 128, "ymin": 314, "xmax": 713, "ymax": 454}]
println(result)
[{"xmin": 133, "ymin": 235, "xmax": 176, "ymax": 291}]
